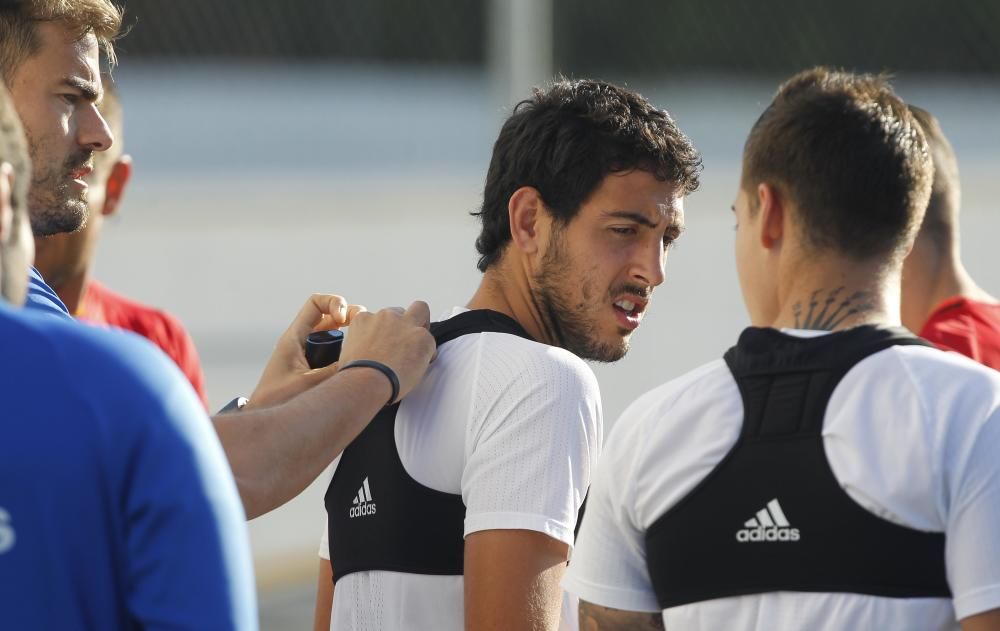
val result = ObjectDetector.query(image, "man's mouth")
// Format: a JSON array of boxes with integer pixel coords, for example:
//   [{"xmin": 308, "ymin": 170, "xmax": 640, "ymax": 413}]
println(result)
[
  {"xmin": 612, "ymin": 294, "xmax": 649, "ymax": 330},
  {"xmin": 68, "ymin": 166, "xmax": 92, "ymax": 181}
]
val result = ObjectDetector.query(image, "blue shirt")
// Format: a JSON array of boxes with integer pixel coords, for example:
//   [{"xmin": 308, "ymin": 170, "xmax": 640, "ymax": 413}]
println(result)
[
  {"xmin": 0, "ymin": 302, "xmax": 256, "ymax": 630},
  {"xmin": 25, "ymin": 266, "xmax": 70, "ymax": 319}
]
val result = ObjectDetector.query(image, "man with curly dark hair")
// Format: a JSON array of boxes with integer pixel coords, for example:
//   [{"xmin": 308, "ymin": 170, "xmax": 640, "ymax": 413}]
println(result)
[{"xmin": 314, "ymin": 78, "xmax": 701, "ymax": 631}]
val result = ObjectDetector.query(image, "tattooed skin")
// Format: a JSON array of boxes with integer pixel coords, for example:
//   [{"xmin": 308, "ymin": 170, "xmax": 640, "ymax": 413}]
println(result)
[
  {"xmin": 579, "ymin": 601, "xmax": 665, "ymax": 631},
  {"xmin": 793, "ymin": 287, "xmax": 876, "ymax": 331}
]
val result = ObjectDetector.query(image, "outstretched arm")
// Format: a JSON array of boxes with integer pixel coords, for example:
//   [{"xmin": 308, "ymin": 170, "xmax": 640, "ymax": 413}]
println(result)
[{"xmin": 214, "ymin": 296, "xmax": 436, "ymax": 519}]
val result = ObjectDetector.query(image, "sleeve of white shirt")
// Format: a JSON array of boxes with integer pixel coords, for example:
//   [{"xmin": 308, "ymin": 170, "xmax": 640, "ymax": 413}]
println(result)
[
  {"xmin": 946, "ymin": 403, "xmax": 1000, "ymax": 620},
  {"xmin": 462, "ymin": 337, "xmax": 602, "ymax": 547},
  {"xmin": 562, "ymin": 389, "xmax": 663, "ymax": 613},
  {"xmin": 316, "ymin": 459, "xmax": 339, "ymax": 560},
  {"xmin": 318, "ymin": 516, "xmax": 330, "ymax": 560}
]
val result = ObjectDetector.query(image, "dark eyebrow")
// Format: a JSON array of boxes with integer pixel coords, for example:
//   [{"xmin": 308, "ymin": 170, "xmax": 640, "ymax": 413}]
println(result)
[
  {"xmin": 604, "ymin": 210, "xmax": 661, "ymax": 229},
  {"xmin": 61, "ymin": 77, "xmax": 101, "ymax": 104}
]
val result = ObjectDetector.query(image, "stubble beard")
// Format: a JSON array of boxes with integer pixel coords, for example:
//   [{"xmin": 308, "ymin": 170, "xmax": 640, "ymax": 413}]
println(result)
[
  {"xmin": 26, "ymin": 131, "xmax": 90, "ymax": 236},
  {"xmin": 531, "ymin": 231, "xmax": 630, "ymax": 363}
]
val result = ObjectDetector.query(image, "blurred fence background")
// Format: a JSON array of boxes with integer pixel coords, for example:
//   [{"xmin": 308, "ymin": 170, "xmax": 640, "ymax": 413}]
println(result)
[
  {"xmin": 94, "ymin": 1, "xmax": 1000, "ymax": 627},
  {"xmin": 117, "ymin": 0, "xmax": 1000, "ymax": 75}
]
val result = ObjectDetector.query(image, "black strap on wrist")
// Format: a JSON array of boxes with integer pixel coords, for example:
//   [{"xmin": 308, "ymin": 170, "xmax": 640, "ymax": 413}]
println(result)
[
  {"xmin": 217, "ymin": 396, "xmax": 249, "ymax": 414},
  {"xmin": 339, "ymin": 360, "xmax": 400, "ymax": 407}
]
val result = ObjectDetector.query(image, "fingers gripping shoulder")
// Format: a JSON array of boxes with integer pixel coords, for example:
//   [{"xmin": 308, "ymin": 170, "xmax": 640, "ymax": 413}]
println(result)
[{"xmin": 340, "ymin": 302, "xmax": 437, "ymax": 401}]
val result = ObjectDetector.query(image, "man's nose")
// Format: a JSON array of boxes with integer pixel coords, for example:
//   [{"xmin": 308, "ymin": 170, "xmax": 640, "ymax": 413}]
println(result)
[
  {"xmin": 77, "ymin": 104, "xmax": 113, "ymax": 153},
  {"xmin": 630, "ymin": 240, "xmax": 667, "ymax": 288}
]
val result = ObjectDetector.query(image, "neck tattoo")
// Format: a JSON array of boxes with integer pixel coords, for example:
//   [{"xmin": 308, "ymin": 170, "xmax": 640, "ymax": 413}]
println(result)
[{"xmin": 792, "ymin": 286, "xmax": 875, "ymax": 331}]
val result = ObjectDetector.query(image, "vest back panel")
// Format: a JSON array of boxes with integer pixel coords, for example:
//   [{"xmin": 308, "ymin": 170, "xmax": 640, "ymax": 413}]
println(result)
[{"xmin": 645, "ymin": 326, "xmax": 951, "ymax": 609}]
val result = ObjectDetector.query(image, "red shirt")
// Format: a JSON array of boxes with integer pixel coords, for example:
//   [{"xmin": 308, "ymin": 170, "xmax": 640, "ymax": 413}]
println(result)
[
  {"xmin": 78, "ymin": 280, "xmax": 209, "ymax": 408},
  {"xmin": 919, "ymin": 296, "xmax": 1000, "ymax": 371}
]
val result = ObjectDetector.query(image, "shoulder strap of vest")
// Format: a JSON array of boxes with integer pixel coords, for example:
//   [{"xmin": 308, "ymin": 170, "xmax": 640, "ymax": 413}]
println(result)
[
  {"xmin": 430, "ymin": 309, "xmax": 536, "ymax": 346},
  {"xmin": 724, "ymin": 325, "xmax": 931, "ymax": 375},
  {"xmin": 723, "ymin": 325, "xmax": 932, "ymax": 438}
]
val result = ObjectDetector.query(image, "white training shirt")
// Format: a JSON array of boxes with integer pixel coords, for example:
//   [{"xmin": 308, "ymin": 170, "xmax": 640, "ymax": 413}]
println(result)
[
  {"xmin": 564, "ymin": 330, "xmax": 1000, "ymax": 631},
  {"xmin": 320, "ymin": 307, "xmax": 602, "ymax": 631}
]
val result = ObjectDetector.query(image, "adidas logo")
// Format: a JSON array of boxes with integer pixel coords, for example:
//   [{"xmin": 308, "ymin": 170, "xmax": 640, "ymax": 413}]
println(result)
[
  {"xmin": 348, "ymin": 477, "xmax": 377, "ymax": 519},
  {"xmin": 735, "ymin": 498, "xmax": 800, "ymax": 542}
]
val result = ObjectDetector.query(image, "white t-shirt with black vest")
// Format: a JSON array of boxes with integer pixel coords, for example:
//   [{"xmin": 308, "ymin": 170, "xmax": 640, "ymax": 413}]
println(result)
[
  {"xmin": 319, "ymin": 307, "xmax": 602, "ymax": 630},
  {"xmin": 564, "ymin": 328, "xmax": 1000, "ymax": 631}
]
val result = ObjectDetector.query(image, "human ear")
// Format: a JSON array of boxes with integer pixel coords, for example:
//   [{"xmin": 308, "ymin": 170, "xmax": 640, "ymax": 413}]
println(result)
[
  {"xmin": 507, "ymin": 186, "xmax": 547, "ymax": 256},
  {"xmin": 102, "ymin": 154, "xmax": 132, "ymax": 217},
  {"xmin": 757, "ymin": 182, "xmax": 785, "ymax": 250}
]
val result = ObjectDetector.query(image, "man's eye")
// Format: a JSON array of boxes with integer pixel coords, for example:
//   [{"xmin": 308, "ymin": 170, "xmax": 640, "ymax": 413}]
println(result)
[
  {"xmin": 60, "ymin": 94, "xmax": 79, "ymax": 105},
  {"xmin": 611, "ymin": 227, "xmax": 636, "ymax": 236}
]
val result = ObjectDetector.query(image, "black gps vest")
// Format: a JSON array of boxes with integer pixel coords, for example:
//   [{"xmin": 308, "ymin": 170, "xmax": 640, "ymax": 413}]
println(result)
[
  {"xmin": 645, "ymin": 325, "xmax": 951, "ymax": 609},
  {"xmin": 324, "ymin": 309, "xmax": 534, "ymax": 582}
]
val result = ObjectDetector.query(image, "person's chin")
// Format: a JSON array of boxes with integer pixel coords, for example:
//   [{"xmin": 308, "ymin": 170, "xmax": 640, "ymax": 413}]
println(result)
[{"xmin": 590, "ymin": 332, "xmax": 630, "ymax": 363}]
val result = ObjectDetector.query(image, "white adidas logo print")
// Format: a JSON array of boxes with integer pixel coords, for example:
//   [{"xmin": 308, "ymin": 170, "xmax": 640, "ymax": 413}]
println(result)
[
  {"xmin": 735, "ymin": 498, "xmax": 800, "ymax": 542},
  {"xmin": 348, "ymin": 477, "xmax": 377, "ymax": 518}
]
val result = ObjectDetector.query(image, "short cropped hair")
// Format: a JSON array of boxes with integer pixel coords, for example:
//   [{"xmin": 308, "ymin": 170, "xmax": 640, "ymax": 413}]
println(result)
[
  {"xmin": 742, "ymin": 67, "xmax": 932, "ymax": 262},
  {"xmin": 907, "ymin": 105, "xmax": 960, "ymax": 249},
  {"xmin": 473, "ymin": 78, "xmax": 702, "ymax": 272},
  {"xmin": 0, "ymin": 0, "xmax": 123, "ymax": 80},
  {"xmin": 0, "ymin": 80, "xmax": 31, "ymax": 222}
]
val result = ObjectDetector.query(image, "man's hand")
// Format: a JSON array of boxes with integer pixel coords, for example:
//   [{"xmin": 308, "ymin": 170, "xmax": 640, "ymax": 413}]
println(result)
[
  {"xmin": 216, "ymin": 297, "xmax": 437, "ymax": 519},
  {"xmin": 248, "ymin": 294, "xmax": 365, "ymax": 409},
  {"xmin": 338, "ymin": 301, "xmax": 437, "ymax": 404}
]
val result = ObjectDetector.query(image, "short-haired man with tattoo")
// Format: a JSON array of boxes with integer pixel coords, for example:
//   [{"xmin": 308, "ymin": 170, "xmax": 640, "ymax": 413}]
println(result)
[
  {"xmin": 314, "ymin": 79, "xmax": 701, "ymax": 631},
  {"xmin": 565, "ymin": 68, "xmax": 1000, "ymax": 631},
  {"xmin": 901, "ymin": 105, "xmax": 1000, "ymax": 370}
]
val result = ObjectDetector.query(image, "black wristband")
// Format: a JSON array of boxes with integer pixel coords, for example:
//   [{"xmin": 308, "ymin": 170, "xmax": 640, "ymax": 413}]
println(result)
[
  {"xmin": 339, "ymin": 360, "xmax": 400, "ymax": 407},
  {"xmin": 217, "ymin": 396, "xmax": 249, "ymax": 414}
]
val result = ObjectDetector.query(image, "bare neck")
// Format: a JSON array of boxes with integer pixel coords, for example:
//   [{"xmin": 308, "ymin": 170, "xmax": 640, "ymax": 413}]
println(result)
[
  {"xmin": 770, "ymin": 256, "xmax": 898, "ymax": 332},
  {"xmin": 35, "ymin": 263, "xmax": 91, "ymax": 315},
  {"xmin": 904, "ymin": 235, "xmax": 997, "ymax": 331},
  {"xmin": 466, "ymin": 262, "xmax": 555, "ymax": 346},
  {"xmin": 923, "ymin": 247, "xmax": 995, "ymax": 311}
]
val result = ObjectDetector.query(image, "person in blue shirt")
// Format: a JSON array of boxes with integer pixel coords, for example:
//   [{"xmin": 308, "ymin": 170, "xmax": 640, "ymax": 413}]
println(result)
[
  {"xmin": 0, "ymin": 72, "xmax": 258, "ymax": 631},
  {"xmin": 25, "ymin": 264, "xmax": 70, "ymax": 316}
]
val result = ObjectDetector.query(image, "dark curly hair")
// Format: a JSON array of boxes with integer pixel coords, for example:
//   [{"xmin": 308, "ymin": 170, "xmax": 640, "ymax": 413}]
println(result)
[{"xmin": 472, "ymin": 78, "xmax": 702, "ymax": 272}]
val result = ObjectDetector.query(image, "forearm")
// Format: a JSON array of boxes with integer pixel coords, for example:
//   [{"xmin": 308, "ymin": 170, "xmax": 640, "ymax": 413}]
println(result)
[
  {"xmin": 313, "ymin": 559, "xmax": 334, "ymax": 631},
  {"xmin": 214, "ymin": 367, "xmax": 392, "ymax": 519},
  {"xmin": 578, "ymin": 601, "xmax": 664, "ymax": 631},
  {"xmin": 464, "ymin": 530, "xmax": 569, "ymax": 631},
  {"xmin": 962, "ymin": 608, "xmax": 1000, "ymax": 631}
]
